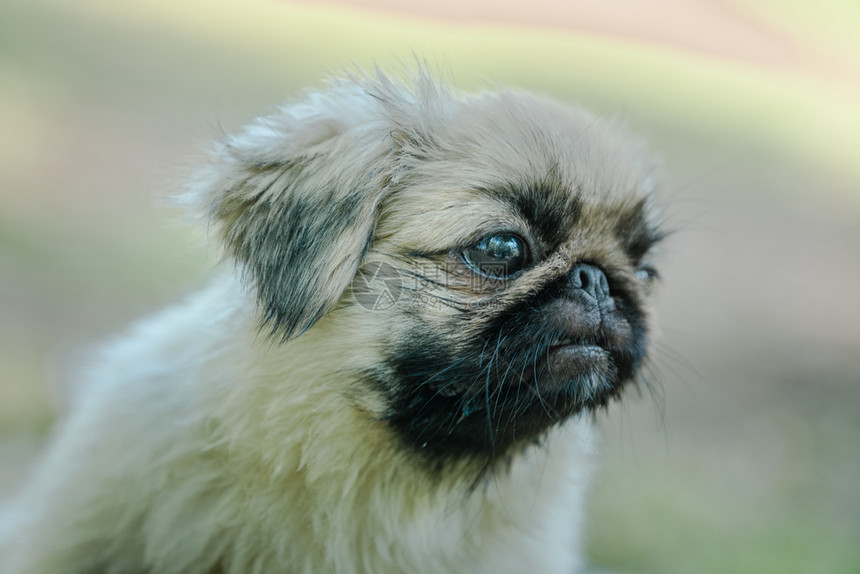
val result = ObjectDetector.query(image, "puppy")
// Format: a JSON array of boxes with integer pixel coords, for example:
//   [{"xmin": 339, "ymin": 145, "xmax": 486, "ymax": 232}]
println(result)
[{"xmin": 0, "ymin": 68, "xmax": 664, "ymax": 573}]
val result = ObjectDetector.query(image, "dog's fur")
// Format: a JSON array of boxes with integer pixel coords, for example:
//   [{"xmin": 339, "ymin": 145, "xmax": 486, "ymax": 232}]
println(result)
[{"xmin": 0, "ymin": 69, "xmax": 663, "ymax": 574}]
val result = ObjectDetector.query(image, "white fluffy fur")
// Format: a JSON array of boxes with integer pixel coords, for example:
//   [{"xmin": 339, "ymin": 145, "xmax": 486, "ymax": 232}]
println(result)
[
  {"xmin": 0, "ymin": 274, "xmax": 596, "ymax": 573},
  {"xmin": 0, "ymin": 70, "xmax": 621, "ymax": 574}
]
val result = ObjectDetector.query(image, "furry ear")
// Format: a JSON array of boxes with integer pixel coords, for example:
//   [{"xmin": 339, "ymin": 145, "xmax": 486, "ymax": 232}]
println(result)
[{"xmin": 189, "ymin": 82, "xmax": 400, "ymax": 339}]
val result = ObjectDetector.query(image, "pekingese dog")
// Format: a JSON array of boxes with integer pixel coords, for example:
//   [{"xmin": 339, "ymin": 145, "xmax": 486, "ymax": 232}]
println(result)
[{"xmin": 0, "ymin": 68, "xmax": 664, "ymax": 573}]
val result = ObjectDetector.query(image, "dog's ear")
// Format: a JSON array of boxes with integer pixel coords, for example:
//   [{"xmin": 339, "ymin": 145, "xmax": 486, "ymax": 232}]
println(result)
[{"xmin": 188, "ymin": 83, "xmax": 402, "ymax": 340}]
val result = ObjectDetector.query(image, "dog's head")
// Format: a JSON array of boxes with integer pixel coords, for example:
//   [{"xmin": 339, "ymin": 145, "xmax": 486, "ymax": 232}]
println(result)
[{"xmin": 192, "ymin": 69, "xmax": 664, "ymax": 463}]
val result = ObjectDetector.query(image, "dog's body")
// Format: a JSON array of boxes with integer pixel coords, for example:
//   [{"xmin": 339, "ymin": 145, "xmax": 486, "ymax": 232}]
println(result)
[
  {"xmin": 0, "ymin": 69, "xmax": 663, "ymax": 573},
  {"xmin": 2, "ymin": 275, "xmax": 594, "ymax": 573}
]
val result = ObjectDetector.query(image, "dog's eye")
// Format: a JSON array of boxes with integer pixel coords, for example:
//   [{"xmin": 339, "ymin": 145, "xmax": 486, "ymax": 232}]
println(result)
[
  {"xmin": 634, "ymin": 265, "xmax": 659, "ymax": 282},
  {"xmin": 462, "ymin": 233, "xmax": 529, "ymax": 278}
]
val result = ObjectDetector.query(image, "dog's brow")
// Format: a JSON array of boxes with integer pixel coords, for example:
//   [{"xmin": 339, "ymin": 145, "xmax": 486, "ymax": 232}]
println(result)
[
  {"xmin": 482, "ymin": 180, "xmax": 581, "ymax": 249},
  {"xmin": 615, "ymin": 198, "xmax": 666, "ymax": 261}
]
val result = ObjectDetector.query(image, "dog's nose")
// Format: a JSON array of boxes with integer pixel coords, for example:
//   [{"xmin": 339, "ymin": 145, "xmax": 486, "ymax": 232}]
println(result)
[{"xmin": 567, "ymin": 263, "xmax": 610, "ymax": 302}]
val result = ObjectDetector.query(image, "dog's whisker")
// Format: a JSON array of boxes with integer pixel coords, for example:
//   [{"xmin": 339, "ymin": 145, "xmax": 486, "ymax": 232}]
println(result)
[
  {"xmin": 488, "ymin": 331, "xmax": 509, "ymax": 431},
  {"xmin": 398, "ymin": 285, "xmax": 470, "ymax": 311},
  {"xmin": 410, "ymin": 354, "xmax": 472, "ymax": 395}
]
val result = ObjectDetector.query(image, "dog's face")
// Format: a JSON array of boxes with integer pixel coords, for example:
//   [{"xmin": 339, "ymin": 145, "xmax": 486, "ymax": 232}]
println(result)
[{"xmin": 194, "ymin": 71, "xmax": 663, "ymax": 464}]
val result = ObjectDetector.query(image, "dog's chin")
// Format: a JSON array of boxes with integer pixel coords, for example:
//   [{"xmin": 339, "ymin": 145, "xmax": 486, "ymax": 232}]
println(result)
[
  {"xmin": 372, "ymin": 323, "xmax": 643, "ymax": 464},
  {"xmin": 522, "ymin": 338, "xmax": 630, "ymax": 409},
  {"xmin": 367, "ymin": 265, "xmax": 650, "ymax": 463},
  {"xmin": 543, "ymin": 343, "xmax": 613, "ymax": 394}
]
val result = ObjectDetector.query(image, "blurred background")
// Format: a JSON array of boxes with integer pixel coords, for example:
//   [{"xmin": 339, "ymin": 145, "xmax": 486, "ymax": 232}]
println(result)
[{"xmin": 1, "ymin": 0, "xmax": 858, "ymax": 572}]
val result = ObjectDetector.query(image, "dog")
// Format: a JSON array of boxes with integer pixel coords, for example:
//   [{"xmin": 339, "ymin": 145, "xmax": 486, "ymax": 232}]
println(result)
[{"xmin": 0, "ymin": 68, "xmax": 664, "ymax": 573}]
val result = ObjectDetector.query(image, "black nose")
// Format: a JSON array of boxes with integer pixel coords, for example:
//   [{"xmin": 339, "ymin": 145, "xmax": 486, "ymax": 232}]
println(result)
[{"xmin": 568, "ymin": 263, "xmax": 610, "ymax": 302}]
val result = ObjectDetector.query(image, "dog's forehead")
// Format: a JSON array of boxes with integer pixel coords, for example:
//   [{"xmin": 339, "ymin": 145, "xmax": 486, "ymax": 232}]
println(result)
[
  {"xmin": 382, "ymin": 91, "xmax": 658, "ymax": 256},
  {"xmin": 451, "ymin": 92, "xmax": 652, "ymax": 200}
]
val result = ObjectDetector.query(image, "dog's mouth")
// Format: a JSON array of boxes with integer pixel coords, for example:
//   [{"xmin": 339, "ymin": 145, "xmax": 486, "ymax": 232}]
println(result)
[
  {"xmin": 547, "ymin": 341, "xmax": 609, "ymax": 369},
  {"xmin": 375, "ymin": 288, "xmax": 648, "ymax": 460},
  {"xmin": 547, "ymin": 336, "xmax": 607, "ymax": 354},
  {"xmin": 532, "ymin": 338, "xmax": 616, "ymax": 402},
  {"xmin": 427, "ymin": 334, "xmax": 615, "ymax": 397},
  {"xmin": 376, "ymin": 329, "xmax": 639, "ymax": 460}
]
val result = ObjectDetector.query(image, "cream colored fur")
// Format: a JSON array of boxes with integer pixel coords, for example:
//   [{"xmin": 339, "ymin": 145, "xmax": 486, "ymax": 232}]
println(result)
[
  {"xmin": 0, "ymin": 275, "xmax": 596, "ymax": 573},
  {"xmin": 0, "ymin": 69, "xmax": 654, "ymax": 573}
]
